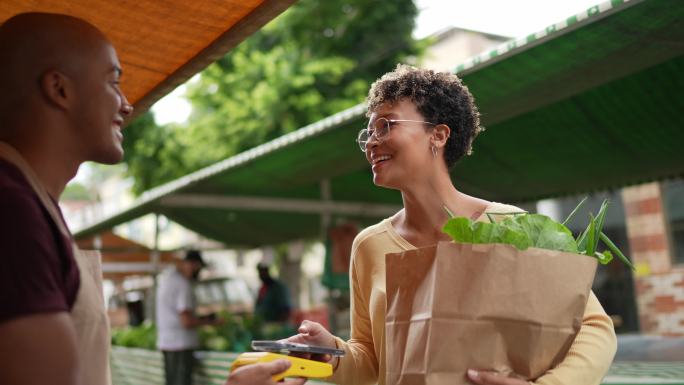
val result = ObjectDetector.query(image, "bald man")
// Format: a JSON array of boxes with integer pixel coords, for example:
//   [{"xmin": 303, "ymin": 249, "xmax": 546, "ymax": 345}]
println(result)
[
  {"xmin": 0, "ymin": 12, "xmax": 303, "ymax": 385},
  {"xmin": 0, "ymin": 12, "xmax": 133, "ymax": 385}
]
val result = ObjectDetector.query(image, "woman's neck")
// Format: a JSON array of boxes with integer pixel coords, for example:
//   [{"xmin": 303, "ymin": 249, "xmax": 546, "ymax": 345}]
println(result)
[
  {"xmin": 401, "ymin": 178, "xmax": 457, "ymax": 231},
  {"xmin": 394, "ymin": 171, "xmax": 491, "ymax": 246}
]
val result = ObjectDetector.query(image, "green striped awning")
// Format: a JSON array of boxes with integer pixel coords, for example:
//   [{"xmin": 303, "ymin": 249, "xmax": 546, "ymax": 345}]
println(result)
[{"xmin": 76, "ymin": 0, "xmax": 684, "ymax": 247}]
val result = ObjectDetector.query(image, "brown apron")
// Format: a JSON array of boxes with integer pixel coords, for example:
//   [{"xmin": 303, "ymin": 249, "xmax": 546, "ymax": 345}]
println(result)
[{"xmin": 0, "ymin": 142, "xmax": 112, "ymax": 385}]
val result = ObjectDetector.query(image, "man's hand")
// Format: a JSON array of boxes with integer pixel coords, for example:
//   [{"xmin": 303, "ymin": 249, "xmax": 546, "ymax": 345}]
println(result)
[
  {"xmin": 226, "ymin": 359, "xmax": 306, "ymax": 385},
  {"xmin": 467, "ymin": 369, "xmax": 531, "ymax": 385},
  {"xmin": 0, "ymin": 312, "xmax": 80, "ymax": 385}
]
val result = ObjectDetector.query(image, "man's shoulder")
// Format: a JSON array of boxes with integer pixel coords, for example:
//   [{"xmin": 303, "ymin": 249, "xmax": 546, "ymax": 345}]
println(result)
[
  {"xmin": 0, "ymin": 185, "xmax": 43, "ymax": 212},
  {"xmin": 0, "ymin": 158, "xmax": 32, "ymax": 190},
  {"xmin": 0, "ymin": 162, "xmax": 52, "ymax": 235},
  {"xmin": 0, "ymin": 161, "xmax": 79, "ymax": 322}
]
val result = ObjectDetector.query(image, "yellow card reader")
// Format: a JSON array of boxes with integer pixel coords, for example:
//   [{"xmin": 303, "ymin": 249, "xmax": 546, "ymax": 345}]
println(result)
[{"xmin": 230, "ymin": 352, "xmax": 333, "ymax": 381}]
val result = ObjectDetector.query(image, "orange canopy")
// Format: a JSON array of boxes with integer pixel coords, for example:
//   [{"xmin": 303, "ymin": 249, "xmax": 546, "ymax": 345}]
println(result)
[
  {"xmin": 1, "ymin": 0, "xmax": 294, "ymax": 119},
  {"xmin": 77, "ymin": 231, "xmax": 177, "ymax": 280}
]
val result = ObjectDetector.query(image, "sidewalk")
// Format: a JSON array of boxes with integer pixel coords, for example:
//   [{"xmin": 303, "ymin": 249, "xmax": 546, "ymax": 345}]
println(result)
[
  {"xmin": 602, "ymin": 335, "xmax": 684, "ymax": 385},
  {"xmin": 604, "ymin": 362, "xmax": 684, "ymax": 384}
]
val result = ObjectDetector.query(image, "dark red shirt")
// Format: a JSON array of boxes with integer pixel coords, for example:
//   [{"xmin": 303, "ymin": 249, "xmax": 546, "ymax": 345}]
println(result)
[{"xmin": 0, "ymin": 158, "xmax": 80, "ymax": 323}]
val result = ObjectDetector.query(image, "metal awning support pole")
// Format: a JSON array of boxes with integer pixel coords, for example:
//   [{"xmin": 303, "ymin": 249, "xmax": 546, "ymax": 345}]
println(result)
[
  {"xmin": 320, "ymin": 179, "xmax": 338, "ymax": 334},
  {"xmin": 148, "ymin": 213, "xmax": 161, "ymax": 323},
  {"xmin": 152, "ymin": 213, "xmax": 161, "ymax": 272},
  {"xmin": 159, "ymin": 194, "xmax": 400, "ymax": 217},
  {"xmin": 320, "ymin": 179, "xmax": 332, "ymax": 237}
]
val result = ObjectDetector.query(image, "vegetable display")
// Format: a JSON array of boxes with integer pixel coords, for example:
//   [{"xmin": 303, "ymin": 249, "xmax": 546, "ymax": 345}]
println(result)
[{"xmin": 443, "ymin": 198, "xmax": 634, "ymax": 269}]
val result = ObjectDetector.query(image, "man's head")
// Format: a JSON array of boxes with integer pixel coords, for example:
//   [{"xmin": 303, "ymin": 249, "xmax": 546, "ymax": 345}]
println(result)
[
  {"xmin": 257, "ymin": 262, "xmax": 273, "ymax": 283},
  {"xmin": 179, "ymin": 250, "xmax": 206, "ymax": 280},
  {"xmin": 0, "ymin": 12, "xmax": 133, "ymax": 163}
]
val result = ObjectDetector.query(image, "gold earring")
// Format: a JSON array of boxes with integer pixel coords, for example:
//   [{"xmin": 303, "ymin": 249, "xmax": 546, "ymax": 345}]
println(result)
[{"xmin": 431, "ymin": 145, "xmax": 437, "ymax": 158}]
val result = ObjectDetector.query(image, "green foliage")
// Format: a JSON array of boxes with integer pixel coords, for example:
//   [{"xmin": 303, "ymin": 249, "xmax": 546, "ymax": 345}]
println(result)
[
  {"xmin": 600, "ymin": 232, "xmax": 632, "ymax": 268},
  {"xmin": 111, "ymin": 321, "xmax": 157, "ymax": 349},
  {"xmin": 500, "ymin": 214, "xmax": 578, "ymax": 253},
  {"xmin": 122, "ymin": 0, "xmax": 421, "ymax": 194},
  {"xmin": 443, "ymin": 214, "xmax": 575, "ymax": 252},
  {"xmin": 198, "ymin": 311, "xmax": 295, "ymax": 352},
  {"xmin": 110, "ymin": 311, "xmax": 294, "ymax": 352},
  {"xmin": 61, "ymin": 182, "xmax": 92, "ymax": 201},
  {"xmin": 199, "ymin": 311, "xmax": 253, "ymax": 353},
  {"xmin": 442, "ymin": 199, "xmax": 634, "ymax": 269},
  {"xmin": 122, "ymin": 111, "xmax": 189, "ymax": 195},
  {"xmin": 572, "ymin": 199, "xmax": 634, "ymax": 269}
]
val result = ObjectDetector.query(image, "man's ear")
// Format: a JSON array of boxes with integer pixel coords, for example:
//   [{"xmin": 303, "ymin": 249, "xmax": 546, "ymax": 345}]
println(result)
[
  {"xmin": 432, "ymin": 124, "xmax": 451, "ymax": 149},
  {"xmin": 39, "ymin": 70, "xmax": 71, "ymax": 110}
]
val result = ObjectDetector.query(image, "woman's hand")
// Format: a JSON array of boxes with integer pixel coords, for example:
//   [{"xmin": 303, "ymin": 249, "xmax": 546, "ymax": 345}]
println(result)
[
  {"xmin": 467, "ymin": 369, "xmax": 531, "ymax": 385},
  {"xmin": 286, "ymin": 320, "xmax": 338, "ymax": 365},
  {"xmin": 226, "ymin": 359, "xmax": 306, "ymax": 385}
]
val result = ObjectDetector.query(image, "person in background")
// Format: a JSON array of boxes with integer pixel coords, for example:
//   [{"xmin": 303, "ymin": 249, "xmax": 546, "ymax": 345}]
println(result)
[
  {"xmin": 156, "ymin": 250, "xmax": 218, "ymax": 385},
  {"xmin": 0, "ymin": 12, "xmax": 304, "ymax": 385},
  {"xmin": 156, "ymin": 252, "xmax": 305, "ymax": 385},
  {"xmin": 255, "ymin": 262, "xmax": 292, "ymax": 323}
]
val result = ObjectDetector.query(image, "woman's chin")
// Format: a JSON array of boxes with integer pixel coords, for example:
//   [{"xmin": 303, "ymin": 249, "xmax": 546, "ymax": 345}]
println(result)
[{"xmin": 373, "ymin": 175, "xmax": 399, "ymax": 190}]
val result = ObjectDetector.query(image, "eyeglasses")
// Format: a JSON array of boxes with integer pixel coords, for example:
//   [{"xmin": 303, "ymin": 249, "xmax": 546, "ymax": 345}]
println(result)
[{"xmin": 356, "ymin": 117, "xmax": 436, "ymax": 151}]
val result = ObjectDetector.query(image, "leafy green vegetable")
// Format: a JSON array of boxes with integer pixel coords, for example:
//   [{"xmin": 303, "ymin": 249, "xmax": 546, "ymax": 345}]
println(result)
[
  {"xmin": 501, "ymin": 214, "xmax": 577, "ymax": 253},
  {"xmin": 199, "ymin": 310, "xmax": 255, "ymax": 352},
  {"xmin": 594, "ymin": 250, "xmax": 613, "ymax": 265},
  {"xmin": 586, "ymin": 213, "xmax": 597, "ymax": 256},
  {"xmin": 562, "ymin": 196, "xmax": 587, "ymax": 226},
  {"xmin": 110, "ymin": 321, "xmax": 157, "ymax": 349},
  {"xmin": 442, "ymin": 198, "xmax": 634, "ymax": 269},
  {"xmin": 600, "ymin": 232, "xmax": 635, "ymax": 270},
  {"xmin": 442, "ymin": 217, "xmax": 473, "ymax": 243},
  {"xmin": 443, "ymin": 217, "xmax": 532, "ymax": 250}
]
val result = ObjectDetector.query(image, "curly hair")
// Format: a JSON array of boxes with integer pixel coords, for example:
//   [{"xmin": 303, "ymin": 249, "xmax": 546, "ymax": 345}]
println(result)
[{"xmin": 366, "ymin": 64, "xmax": 483, "ymax": 169}]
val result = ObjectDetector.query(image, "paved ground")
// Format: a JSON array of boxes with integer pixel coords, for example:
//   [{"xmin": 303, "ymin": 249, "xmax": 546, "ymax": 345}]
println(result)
[
  {"xmin": 615, "ymin": 335, "xmax": 684, "ymax": 361},
  {"xmin": 111, "ymin": 335, "xmax": 684, "ymax": 385},
  {"xmin": 604, "ymin": 362, "xmax": 684, "ymax": 384},
  {"xmin": 602, "ymin": 335, "xmax": 684, "ymax": 384}
]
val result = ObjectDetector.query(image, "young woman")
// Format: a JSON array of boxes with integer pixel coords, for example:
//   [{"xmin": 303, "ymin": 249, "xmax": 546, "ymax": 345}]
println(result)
[{"xmin": 290, "ymin": 65, "xmax": 617, "ymax": 385}]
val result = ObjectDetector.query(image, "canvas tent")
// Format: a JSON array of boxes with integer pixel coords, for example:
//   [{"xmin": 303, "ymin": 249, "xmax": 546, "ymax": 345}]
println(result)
[
  {"xmin": 76, "ymin": 231, "xmax": 177, "ymax": 280},
  {"xmin": 0, "ymin": 0, "xmax": 295, "ymax": 119}
]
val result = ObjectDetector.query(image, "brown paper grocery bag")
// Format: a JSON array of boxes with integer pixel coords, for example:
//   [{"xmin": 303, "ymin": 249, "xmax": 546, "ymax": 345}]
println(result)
[{"xmin": 385, "ymin": 241, "xmax": 597, "ymax": 385}]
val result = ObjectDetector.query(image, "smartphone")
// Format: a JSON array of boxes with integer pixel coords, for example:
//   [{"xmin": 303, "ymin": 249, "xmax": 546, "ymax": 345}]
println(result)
[{"xmin": 251, "ymin": 340, "xmax": 345, "ymax": 357}]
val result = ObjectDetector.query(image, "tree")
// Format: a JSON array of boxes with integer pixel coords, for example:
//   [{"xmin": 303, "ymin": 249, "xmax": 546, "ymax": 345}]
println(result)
[
  {"xmin": 122, "ymin": 111, "xmax": 188, "ymax": 195},
  {"xmin": 123, "ymin": 0, "xmax": 421, "ymax": 194},
  {"xmin": 61, "ymin": 182, "xmax": 92, "ymax": 201}
]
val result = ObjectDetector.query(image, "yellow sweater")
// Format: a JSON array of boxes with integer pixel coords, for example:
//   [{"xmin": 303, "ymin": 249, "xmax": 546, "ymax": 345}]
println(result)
[{"xmin": 329, "ymin": 202, "xmax": 617, "ymax": 385}]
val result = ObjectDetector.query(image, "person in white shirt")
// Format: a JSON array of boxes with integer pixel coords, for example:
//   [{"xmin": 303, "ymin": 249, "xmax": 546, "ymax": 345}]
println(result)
[
  {"xmin": 156, "ymin": 250, "xmax": 305, "ymax": 385},
  {"xmin": 156, "ymin": 250, "xmax": 218, "ymax": 385}
]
